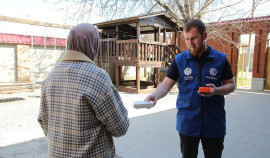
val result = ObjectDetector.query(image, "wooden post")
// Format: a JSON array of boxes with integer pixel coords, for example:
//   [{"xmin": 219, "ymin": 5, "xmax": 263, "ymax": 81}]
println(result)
[
  {"xmin": 163, "ymin": 29, "xmax": 166, "ymax": 42},
  {"xmin": 174, "ymin": 31, "xmax": 178, "ymax": 53},
  {"xmin": 156, "ymin": 68, "xmax": 160, "ymax": 87},
  {"xmin": 158, "ymin": 27, "xmax": 161, "ymax": 42},
  {"xmin": 136, "ymin": 22, "xmax": 140, "ymax": 60},
  {"xmin": 174, "ymin": 31, "xmax": 177, "ymax": 44},
  {"xmin": 119, "ymin": 66, "xmax": 122, "ymax": 84},
  {"xmin": 115, "ymin": 25, "xmax": 120, "ymax": 85},
  {"xmin": 174, "ymin": 31, "xmax": 178, "ymax": 45},
  {"xmin": 157, "ymin": 27, "xmax": 161, "ymax": 61},
  {"xmin": 153, "ymin": 68, "xmax": 160, "ymax": 87},
  {"xmin": 136, "ymin": 22, "xmax": 141, "ymax": 91},
  {"xmin": 154, "ymin": 68, "xmax": 156, "ymax": 87},
  {"xmin": 115, "ymin": 63, "xmax": 119, "ymax": 86},
  {"xmin": 136, "ymin": 66, "xmax": 140, "ymax": 91},
  {"xmin": 116, "ymin": 25, "xmax": 119, "ymax": 59},
  {"xmin": 116, "ymin": 25, "xmax": 119, "ymax": 39}
]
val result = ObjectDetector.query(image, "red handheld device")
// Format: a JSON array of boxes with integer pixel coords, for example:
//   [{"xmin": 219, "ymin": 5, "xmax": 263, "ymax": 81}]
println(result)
[{"xmin": 199, "ymin": 87, "xmax": 211, "ymax": 94}]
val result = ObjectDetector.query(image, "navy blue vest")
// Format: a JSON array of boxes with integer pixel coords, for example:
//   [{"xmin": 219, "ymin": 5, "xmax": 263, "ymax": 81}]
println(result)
[{"xmin": 175, "ymin": 46, "xmax": 227, "ymax": 138}]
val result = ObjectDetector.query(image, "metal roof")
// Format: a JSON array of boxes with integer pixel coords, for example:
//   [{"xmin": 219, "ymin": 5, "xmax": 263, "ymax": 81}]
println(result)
[
  {"xmin": 207, "ymin": 16, "xmax": 270, "ymax": 26},
  {"xmin": 0, "ymin": 33, "xmax": 66, "ymax": 46}
]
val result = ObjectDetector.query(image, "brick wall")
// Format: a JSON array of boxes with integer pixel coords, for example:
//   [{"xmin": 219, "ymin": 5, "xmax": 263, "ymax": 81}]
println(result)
[{"xmin": 176, "ymin": 20, "xmax": 270, "ymax": 80}]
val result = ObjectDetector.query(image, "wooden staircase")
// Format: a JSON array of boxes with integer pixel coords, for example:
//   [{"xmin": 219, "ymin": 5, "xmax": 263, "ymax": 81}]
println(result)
[{"xmin": 164, "ymin": 44, "xmax": 182, "ymax": 67}]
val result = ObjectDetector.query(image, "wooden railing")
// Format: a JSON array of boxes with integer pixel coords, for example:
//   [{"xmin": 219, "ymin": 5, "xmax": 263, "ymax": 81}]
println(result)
[
  {"xmin": 163, "ymin": 44, "xmax": 182, "ymax": 66},
  {"xmin": 0, "ymin": 81, "xmax": 35, "ymax": 94},
  {"xmin": 98, "ymin": 38, "xmax": 181, "ymax": 66},
  {"xmin": 98, "ymin": 38, "xmax": 117, "ymax": 58},
  {"xmin": 138, "ymin": 40, "xmax": 167, "ymax": 62},
  {"xmin": 117, "ymin": 39, "xmax": 138, "ymax": 61},
  {"xmin": 116, "ymin": 39, "xmax": 168, "ymax": 62}
]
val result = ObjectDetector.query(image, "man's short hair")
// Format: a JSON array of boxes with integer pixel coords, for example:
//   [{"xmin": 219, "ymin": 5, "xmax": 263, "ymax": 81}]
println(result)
[{"xmin": 184, "ymin": 19, "xmax": 206, "ymax": 34}]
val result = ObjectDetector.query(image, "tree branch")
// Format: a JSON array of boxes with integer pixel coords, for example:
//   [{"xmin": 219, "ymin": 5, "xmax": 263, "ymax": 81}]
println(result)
[
  {"xmin": 154, "ymin": 0, "xmax": 182, "ymax": 22},
  {"xmin": 193, "ymin": 0, "xmax": 215, "ymax": 19},
  {"xmin": 174, "ymin": 0, "xmax": 187, "ymax": 21},
  {"xmin": 148, "ymin": 2, "xmax": 158, "ymax": 13},
  {"xmin": 184, "ymin": 0, "xmax": 191, "ymax": 20},
  {"xmin": 189, "ymin": 0, "xmax": 196, "ymax": 18},
  {"xmin": 200, "ymin": 1, "xmax": 242, "ymax": 15}
]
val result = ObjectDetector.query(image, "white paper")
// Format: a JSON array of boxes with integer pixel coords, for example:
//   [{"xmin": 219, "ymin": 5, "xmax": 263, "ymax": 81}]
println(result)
[{"xmin": 133, "ymin": 101, "xmax": 154, "ymax": 109}]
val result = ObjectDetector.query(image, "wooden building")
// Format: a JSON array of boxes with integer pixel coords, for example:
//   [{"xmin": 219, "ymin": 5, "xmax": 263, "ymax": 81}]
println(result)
[{"xmin": 94, "ymin": 12, "xmax": 183, "ymax": 93}]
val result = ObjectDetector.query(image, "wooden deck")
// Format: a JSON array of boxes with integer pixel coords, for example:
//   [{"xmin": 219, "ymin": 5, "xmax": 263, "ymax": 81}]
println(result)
[
  {"xmin": 97, "ymin": 38, "xmax": 178, "ymax": 67},
  {"xmin": 95, "ymin": 38, "xmax": 180, "ymax": 93},
  {"xmin": 0, "ymin": 82, "xmax": 35, "ymax": 94},
  {"xmin": 94, "ymin": 12, "xmax": 183, "ymax": 93}
]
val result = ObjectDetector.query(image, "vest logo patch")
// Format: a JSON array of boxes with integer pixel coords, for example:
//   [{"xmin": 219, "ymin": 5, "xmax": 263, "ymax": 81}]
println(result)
[
  {"xmin": 184, "ymin": 67, "xmax": 192, "ymax": 76},
  {"xmin": 209, "ymin": 68, "xmax": 217, "ymax": 76},
  {"xmin": 184, "ymin": 67, "xmax": 194, "ymax": 80}
]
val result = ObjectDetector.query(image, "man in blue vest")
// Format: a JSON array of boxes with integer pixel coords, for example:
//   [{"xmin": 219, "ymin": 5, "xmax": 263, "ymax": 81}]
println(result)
[{"xmin": 145, "ymin": 19, "xmax": 235, "ymax": 158}]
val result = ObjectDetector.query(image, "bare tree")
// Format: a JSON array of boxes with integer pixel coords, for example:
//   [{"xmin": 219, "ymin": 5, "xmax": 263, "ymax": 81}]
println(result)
[
  {"xmin": 54, "ymin": 0, "xmax": 269, "ymax": 47},
  {"xmin": 55, "ymin": 0, "xmax": 269, "ymax": 24}
]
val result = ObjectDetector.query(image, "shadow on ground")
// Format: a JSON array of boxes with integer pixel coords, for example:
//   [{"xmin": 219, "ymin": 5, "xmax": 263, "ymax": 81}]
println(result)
[
  {"xmin": 1, "ymin": 90, "xmax": 270, "ymax": 158},
  {"xmin": 0, "ymin": 137, "xmax": 47, "ymax": 158},
  {"xmin": 0, "ymin": 109, "xmax": 180, "ymax": 158},
  {"xmin": 0, "ymin": 97, "xmax": 25, "ymax": 103}
]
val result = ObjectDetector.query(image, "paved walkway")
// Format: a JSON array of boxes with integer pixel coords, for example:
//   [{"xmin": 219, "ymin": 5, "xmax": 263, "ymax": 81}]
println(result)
[{"xmin": 0, "ymin": 88, "xmax": 270, "ymax": 158}]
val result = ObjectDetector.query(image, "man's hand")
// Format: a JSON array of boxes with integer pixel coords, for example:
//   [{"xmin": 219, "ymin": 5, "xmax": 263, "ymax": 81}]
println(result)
[
  {"xmin": 198, "ymin": 78, "xmax": 235, "ymax": 97},
  {"xmin": 198, "ymin": 84, "xmax": 216, "ymax": 97},
  {"xmin": 144, "ymin": 94, "xmax": 158, "ymax": 105},
  {"xmin": 144, "ymin": 77, "xmax": 176, "ymax": 106}
]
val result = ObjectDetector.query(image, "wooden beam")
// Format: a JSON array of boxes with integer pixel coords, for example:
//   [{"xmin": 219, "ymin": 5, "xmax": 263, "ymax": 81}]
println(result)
[
  {"xmin": 155, "ymin": 68, "xmax": 160, "ymax": 87},
  {"xmin": 141, "ymin": 29, "xmax": 174, "ymax": 34},
  {"xmin": 158, "ymin": 27, "xmax": 161, "ymax": 42},
  {"xmin": 95, "ymin": 20, "xmax": 140, "ymax": 28},
  {"xmin": 99, "ymin": 38, "xmax": 116, "ymax": 42},
  {"xmin": 117, "ymin": 39, "xmax": 139, "ymax": 44},
  {"xmin": 117, "ymin": 61, "xmax": 137, "ymax": 66},
  {"xmin": 138, "ymin": 61, "xmax": 165, "ymax": 67},
  {"xmin": 115, "ymin": 63, "xmax": 119, "ymax": 86},
  {"xmin": 116, "ymin": 86, "xmax": 139, "ymax": 94},
  {"xmin": 137, "ymin": 22, "xmax": 140, "ymax": 60},
  {"xmin": 174, "ymin": 31, "xmax": 178, "ymax": 45},
  {"xmin": 0, "ymin": 15, "xmax": 73, "ymax": 29},
  {"xmin": 116, "ymin": 26, "xmax": 119, "ymax": 40},
  {"xmin": 140, "ymin": 16, "xmax": 176, "ymax": 30},
  {"xmin": 98, "ymin": 29, "xmax": 117, "ymax": 34},
  {"xmin": 137, "ymin": 22, "xmax": 140, "ymax": 39},
  {"xmin": 139, "ymin": 40, "xmax": 167, "ymax": 46},
  {"xmin": 163, "ymin": 29, "xmax": 166, "ymax": 42},
  {"xmin": 136, "ymin": 66, "xmax": 140, "ymax": 90},
  {"xmin": 119, "ymin": 66, "xmax": 122, "ymax": 84}
]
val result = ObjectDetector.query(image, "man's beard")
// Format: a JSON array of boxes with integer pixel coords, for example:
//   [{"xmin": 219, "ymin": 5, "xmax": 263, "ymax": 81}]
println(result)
[
  {"xmin": 189, "ymin": 40, "xmax": 204, "ymax": 57},
  {"xmin": 189, "ymin": 47, "xmax": 201, "ymax": 57}
]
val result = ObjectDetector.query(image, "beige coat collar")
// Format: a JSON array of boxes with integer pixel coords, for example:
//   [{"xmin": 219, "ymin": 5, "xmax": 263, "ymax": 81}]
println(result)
[{"xmin": 59, "ymin": 50, "xmax": 95, "ymax": 65}]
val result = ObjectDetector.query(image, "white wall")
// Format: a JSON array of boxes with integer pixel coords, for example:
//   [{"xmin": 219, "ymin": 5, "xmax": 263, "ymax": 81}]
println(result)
[
  {"xmin": 30, "ymin": 46, "xmax": 65, "ymax": 83},
  {"xmin": 0, "ymin": 45, "xmax": 16, "ymax": 82}
]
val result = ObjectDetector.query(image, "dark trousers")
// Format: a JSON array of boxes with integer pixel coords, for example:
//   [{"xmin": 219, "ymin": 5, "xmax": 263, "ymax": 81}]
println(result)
[{"xmin": 179, "ymin": 133, "xmax": 224, "ymax": 158}]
